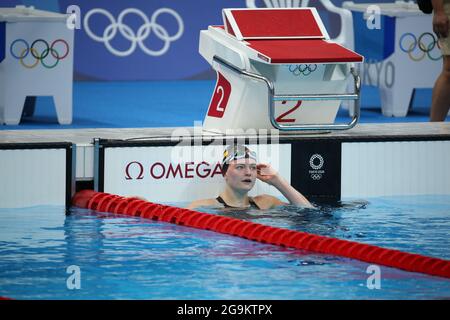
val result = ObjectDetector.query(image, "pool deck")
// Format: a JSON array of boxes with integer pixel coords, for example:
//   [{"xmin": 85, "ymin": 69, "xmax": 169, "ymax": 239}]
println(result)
[
  {"xmin": 1, "ymin": 122, "xmax": 450, "ymax": 181},
  {"xmin": 1, "ymin": 122, "xmax": 450, "ymax": 144}
]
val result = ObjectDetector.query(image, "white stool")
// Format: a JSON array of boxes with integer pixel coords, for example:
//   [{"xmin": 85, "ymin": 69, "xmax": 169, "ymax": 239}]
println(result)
[
  {"xmin": 343, "ymin": 1, "xmax": 442, "ymax": 117},
  {"xmin": 0, "ymin": 6, "xmax": 74, "ymax": 125},
  {"xmin": 199, "ymin": 8, "xmax": 363, "ymax": 134}
]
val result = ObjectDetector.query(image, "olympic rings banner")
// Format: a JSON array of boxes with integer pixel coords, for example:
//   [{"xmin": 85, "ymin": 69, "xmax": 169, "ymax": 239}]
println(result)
[
  {"xmin": 2, "ymin": 0, "xmax": 397, "ymax": 81},
  {"xmin": 1, "ymin": 0, "xmax": 369, "ymax": 81},
  {"xmin": 58, "ymin": 0, "xmax": 248, "ymax": 81}
]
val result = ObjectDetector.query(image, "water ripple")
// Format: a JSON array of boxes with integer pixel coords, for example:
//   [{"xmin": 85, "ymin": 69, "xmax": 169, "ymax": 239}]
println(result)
[{"xmin": 0, "ymin": 196, "xmax": 449, "ymax": 299}]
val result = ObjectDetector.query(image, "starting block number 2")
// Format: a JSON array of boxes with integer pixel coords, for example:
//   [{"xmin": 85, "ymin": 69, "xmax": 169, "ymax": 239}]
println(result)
[
  {"xmin": 207, "ymin": 72, "xmax": 231, "ymax": 118},
  {"xmin": 276, "ymin": 100, "xmax": 302, "ymax": 123},
  {"xmin": 207, "ymin": 72, "xmax": 302, "ymax": 123}
]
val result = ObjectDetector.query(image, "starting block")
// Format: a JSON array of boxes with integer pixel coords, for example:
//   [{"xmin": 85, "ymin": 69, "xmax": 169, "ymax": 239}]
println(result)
[
  {"xmin": 0, "ymin": 6, "xmax": 74, "ymax": 125},
  {"xmin": 199, "ymin": 8, "xmax": 364, "ymax": 133}
]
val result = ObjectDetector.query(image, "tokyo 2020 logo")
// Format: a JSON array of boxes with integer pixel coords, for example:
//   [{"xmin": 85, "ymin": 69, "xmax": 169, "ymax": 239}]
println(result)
[{"xmin": 309, "ymin": 154, "xmax": 324, "ymax": 180}]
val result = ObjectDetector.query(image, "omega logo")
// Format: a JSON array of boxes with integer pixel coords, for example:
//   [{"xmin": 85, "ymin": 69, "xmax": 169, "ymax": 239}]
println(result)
[{"xmin": 125, "ymin": 161, "xmax": 224, "ymax": 180}]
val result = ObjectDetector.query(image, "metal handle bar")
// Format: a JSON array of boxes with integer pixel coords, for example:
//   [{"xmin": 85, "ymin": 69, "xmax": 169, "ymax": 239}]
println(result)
[{"xmin": 213, "ymin": 55, "xmax": 361, "ymax": 131}]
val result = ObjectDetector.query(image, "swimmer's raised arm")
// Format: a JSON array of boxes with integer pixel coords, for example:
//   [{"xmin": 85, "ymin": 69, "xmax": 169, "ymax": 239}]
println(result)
[{"xmin": 257, "ymin": 163, "xmax": 314, "ymax": 208}]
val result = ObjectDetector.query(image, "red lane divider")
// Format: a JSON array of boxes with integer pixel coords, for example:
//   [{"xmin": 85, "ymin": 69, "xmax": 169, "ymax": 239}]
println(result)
[{"xmin": 72, "ymin": 190, "xmax": 450, "ymax": 279}]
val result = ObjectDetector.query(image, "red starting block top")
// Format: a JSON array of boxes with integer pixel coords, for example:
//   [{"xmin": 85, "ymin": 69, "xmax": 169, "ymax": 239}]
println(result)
[
  {"xmin": 223, "ymin": 8, "xmax": 328, "ymax": 40},
  {"xmin": 220, "ymin": 8, "xmax": 363, "ymax": 64},
  {"xmin": 248, "ymin": 39, "xmax": 364, "ymax": 63}
]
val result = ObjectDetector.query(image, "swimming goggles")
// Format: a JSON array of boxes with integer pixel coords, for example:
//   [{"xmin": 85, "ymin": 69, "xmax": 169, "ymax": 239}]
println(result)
[{"xmin": 222, "ymin": 146, "xmax": 257, "ymax": 164}]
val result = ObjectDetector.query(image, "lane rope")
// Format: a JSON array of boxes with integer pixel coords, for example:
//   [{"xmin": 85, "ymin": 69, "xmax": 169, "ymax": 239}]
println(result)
[{"xmin": 72, "ymin": 190, "xmax": 450, "ymax": 279}]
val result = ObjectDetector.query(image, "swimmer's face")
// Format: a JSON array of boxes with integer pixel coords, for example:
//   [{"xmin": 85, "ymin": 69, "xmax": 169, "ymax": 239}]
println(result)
[{"xmin": 224, "ymin": 158, "xmax": 257, "ymax": 192}]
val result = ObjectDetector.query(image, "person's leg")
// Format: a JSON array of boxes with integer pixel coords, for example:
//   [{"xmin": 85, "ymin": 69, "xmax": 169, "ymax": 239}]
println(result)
[{"xmin": 430, "ymin": 55, "xmax": 450, "ymax": 121}]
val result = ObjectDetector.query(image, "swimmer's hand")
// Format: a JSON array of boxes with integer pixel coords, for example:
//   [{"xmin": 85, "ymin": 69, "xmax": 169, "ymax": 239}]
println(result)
[
  {"xmin": 256, "ymin": 163, "xmax": 280, "ymax": 185},
  {"xmin": 258, "ymin": 164, "xmax": 314, "ymax": 208}
]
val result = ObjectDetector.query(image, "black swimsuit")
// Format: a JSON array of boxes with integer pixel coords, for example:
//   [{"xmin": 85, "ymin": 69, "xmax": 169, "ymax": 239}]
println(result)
[{"xmin": 216, "ymin": 196, "xmax": 260, "ymax": 209}]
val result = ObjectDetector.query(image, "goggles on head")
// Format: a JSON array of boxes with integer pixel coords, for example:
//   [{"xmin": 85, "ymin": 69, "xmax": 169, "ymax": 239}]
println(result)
[{"xmin": 222, "ymin": 146, "xmax": 257, "ymax": 164}]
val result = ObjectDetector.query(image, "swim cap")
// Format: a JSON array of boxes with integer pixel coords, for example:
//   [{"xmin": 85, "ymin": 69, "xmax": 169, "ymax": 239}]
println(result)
[{"xmin": 221, "ymin": 145, "xmax": 257, "ymax": 174}]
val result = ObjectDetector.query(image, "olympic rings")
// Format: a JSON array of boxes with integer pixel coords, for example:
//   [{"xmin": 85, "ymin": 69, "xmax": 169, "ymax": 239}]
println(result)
[
  {"xmin": 407, "ymin": 41, "xmax": 426, "ymax": 62},
  {"xmin": 399, "ymin": 32, "xmax": 442, "ymax": 61},
  {"xmin": 51, "ymin": 39, "xmax": 69, "ymax": 60},
  {"xmin": 41, "ymin": 48, "xmax": 60, "ymax": 69},
  {"xmin": 10, "ymin": 39, "xmax": 29, "ymax": 59},
  {"xmin": 83, "ymin": 7, "xmax": 184, "ymax": 57},
  {"xmin": 30, "ymin": 39, "xmax": 50, "ymax": 60},
  {"xmin": 418, "ymin": 33, "xmax": 436, "ymax": 52},
  {"xmin": 288, "ymin": 64, "xmax": 317, "ymax": 76},
  {"xmin": 19, "ymin": 48, "xmax": 39, "ymax": 69},
  {"xmin": 9, "ymin": 38, "xmax": 69, "ymax": 69}
]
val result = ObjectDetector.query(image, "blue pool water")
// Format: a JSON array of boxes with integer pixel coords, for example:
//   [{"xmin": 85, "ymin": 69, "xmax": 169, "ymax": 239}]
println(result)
[{"xmin": 0, "ymin": 195, "xmax": 449, "ymax": 299}]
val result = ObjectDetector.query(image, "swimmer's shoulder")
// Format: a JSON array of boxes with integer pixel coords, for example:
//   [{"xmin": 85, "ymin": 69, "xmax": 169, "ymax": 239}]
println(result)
[
  {"xmin": 252, "ymin": 194, "xmax": 287, "ymax": 210},
  {"xmin": 186, "ymin": 198, "xmax": 219, "ymax": 210}
]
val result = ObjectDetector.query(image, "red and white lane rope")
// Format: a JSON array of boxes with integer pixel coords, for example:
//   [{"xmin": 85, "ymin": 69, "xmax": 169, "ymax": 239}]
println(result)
[{"xmin": 72, "ymin": 190, "xmax": 450, "ymax": 279}]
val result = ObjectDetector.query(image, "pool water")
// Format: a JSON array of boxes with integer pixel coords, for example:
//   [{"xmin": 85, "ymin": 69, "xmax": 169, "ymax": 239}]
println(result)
[{"xmin": 0, "ymin": 195, "xmax": 449, "ymax": 299}]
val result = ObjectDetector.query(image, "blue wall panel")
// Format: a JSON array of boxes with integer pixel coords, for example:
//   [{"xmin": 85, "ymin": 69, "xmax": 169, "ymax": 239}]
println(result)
[{"xmin": 1, "ymin": 0, "xmax": 404, "ymax": 80}]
